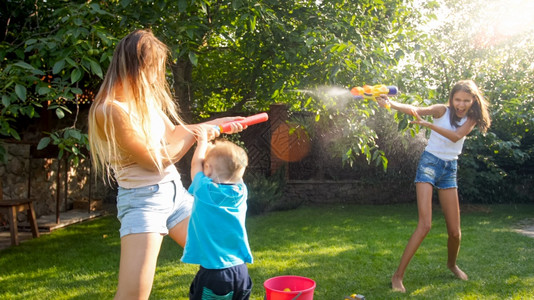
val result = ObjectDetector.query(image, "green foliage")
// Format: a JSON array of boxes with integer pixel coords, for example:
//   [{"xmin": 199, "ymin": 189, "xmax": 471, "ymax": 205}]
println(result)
[
  {"xmin": 0, "ymin": 0, "xmax": 429, "ymax": 170},
  {"xmin": 397, "ymin": 0, "xmax": 534, "ymax": 203},
  {"xmin": 37, "ymin": 127, "xmax": 90, "ymax": 166},
  {"xmin": 245, "ymin": 167, "xmax": 286, "ymax": 215},
  {"xmin": 0, "ymin": 1, "xmax": 118, "ymax": 163},
  {"xmin": 187, "ymin": 0, "xmax": 429, "ymax": 169}
]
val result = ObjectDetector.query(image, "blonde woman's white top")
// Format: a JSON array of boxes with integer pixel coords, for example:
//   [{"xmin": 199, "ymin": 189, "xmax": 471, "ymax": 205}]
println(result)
[{"xmin": 110, "ymin": 101, "xmax": 180, "ymax": 189}]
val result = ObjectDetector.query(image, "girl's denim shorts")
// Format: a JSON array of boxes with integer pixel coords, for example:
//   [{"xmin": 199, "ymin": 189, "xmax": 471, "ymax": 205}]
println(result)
[
  {"xmin": 415, "ymin": 151, "xmax": 458, "ymax": 189},
  {"xmin": 116, "ymin": 180, "xmax": 193, "ymax": 238}
]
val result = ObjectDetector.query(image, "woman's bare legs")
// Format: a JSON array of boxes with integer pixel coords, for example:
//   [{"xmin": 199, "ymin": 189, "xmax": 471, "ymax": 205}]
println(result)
[
  {"xmin": 392, "ymin": 182, "xmax": 434, "ymax": 293},
  {"xmin": 168, "ymin": 217, "xmax": 190, "ymax": 247},
  {"xmin": 438, "ymin": 188, "xmax": 468, "ymax": 280},
  {"xmin": 114, "ymin": 217, "xmax": 190, "ymax": 300},
  {"xmin": 115, "ymin": 233, "xmax": 164, "ymax": 300}
]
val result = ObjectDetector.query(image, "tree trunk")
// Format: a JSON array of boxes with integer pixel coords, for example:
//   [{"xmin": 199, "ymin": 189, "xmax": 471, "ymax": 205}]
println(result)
[
  {"xmin": 170, "ymin": 58, "xmax": 195, "ymax": 181},
  {"xmin": 170, "ymin": 58, "xmax": 193, "ymax": 123}
]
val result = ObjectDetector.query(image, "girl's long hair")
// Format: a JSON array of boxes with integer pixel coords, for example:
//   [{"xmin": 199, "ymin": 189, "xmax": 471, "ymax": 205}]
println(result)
[
  {"xmin": 88, "ymin": 29, "xmax": 184, "ymax": 183},
  {"xmin": 448, "ymin": 80, "xmax": 491, "ymax": 133}
]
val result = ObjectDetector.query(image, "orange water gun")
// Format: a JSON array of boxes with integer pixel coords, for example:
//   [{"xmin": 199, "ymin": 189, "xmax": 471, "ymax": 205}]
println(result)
[{"xmin": 350, "ymin": 84, "xmax": 398, "ymax": 109}]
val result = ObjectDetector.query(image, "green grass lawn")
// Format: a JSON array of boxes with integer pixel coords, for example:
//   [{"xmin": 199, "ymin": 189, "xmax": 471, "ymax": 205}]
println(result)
[{"xmin": 1, "ymin": 204, "xmax": 533, "ymax": 299}]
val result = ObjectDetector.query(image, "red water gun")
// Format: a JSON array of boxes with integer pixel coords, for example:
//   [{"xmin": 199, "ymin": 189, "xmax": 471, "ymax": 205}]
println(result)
[
  {"xmin": 215, "ymin": 112, "xmax": 269, "ymax": 133},
  {"xmin": 350, "ymin": 84, "xmax": 398, "ymax": 108}
]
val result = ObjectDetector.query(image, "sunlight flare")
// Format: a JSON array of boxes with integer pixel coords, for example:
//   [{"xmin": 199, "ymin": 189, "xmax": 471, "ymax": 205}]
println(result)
[{"xmin": 474, "ymin": 0, "xmax": 534, "ymax": 47}]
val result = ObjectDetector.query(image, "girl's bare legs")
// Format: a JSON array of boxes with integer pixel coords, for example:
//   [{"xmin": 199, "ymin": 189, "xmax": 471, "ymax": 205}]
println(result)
[
  {"xmin": 115, "ymin": 233, "xmax": 164, "ymax": 300},
  {"xmin": 392, "ymin": 182, "xmax": 434, "ymax": 293},
  {"xmin": 438, "ymin": 188, "xmax": 468, "ymax": 280}
]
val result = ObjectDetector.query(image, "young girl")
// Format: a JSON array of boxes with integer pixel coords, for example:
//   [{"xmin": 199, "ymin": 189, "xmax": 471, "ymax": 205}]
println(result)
[
  {"xmin": 377, "ymin": 80, "xmax": 491, "ymax": 293},
  {"xmin": 88, "ymin": 29, "xmax": 243, "ymax": 299}
]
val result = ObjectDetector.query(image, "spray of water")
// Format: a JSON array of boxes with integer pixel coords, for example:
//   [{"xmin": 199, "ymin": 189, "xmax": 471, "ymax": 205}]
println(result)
[
  {"xmin": 291, "ymin": 85, "xmax": 354, "ymax": 109},
  {"xmin": 288, "ymin": 85, "xmax": 428, "ymax": 172}
]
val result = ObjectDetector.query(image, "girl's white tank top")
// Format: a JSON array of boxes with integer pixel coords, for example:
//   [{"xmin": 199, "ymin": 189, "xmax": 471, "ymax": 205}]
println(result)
[{"xmin": 425, "ymin": 107, "xmax": 467, "ymax": 161}]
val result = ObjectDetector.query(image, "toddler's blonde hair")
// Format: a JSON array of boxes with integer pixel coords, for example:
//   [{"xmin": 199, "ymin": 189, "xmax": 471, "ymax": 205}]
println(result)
[{"xmin": 205, "ymin": 140, "xmax": 248, "ymax": 182}]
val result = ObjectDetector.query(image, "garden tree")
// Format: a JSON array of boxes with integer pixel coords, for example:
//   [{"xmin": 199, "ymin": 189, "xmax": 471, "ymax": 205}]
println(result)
[
  {"xmin": 191, "ymin": 0, "xmax": 431, "ymax": 168},
  {"xmin": 0, "ymin": 1, "xmax": 120, "ymax": 164},
  {"xmin": 1, "ymin": 0, "xmax": 428, "ymax": 170},
  {"xmin": 2, "ymin": 0, "xmax": 531, "ymax": 206},
  {"xmin": 0, "ymin": 0, "xmax": 198, "ymax": 163},
  {"xmin": 387, "ymin": 0, "xmax": 534, "ymax": 202}
]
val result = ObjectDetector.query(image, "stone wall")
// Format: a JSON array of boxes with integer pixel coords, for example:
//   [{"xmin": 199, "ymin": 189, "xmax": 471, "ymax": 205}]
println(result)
[
  {"xmin": 0, "ymin": 142, "xmax": 112, "ymax": 225},
  {"xmin": 282, "ymin": 179, "xmax": 415, "ymax": 206}
]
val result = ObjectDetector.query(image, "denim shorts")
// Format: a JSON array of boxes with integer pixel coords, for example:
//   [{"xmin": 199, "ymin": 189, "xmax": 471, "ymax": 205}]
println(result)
[
  {"xmin": 415, "ymin": 151, "xmax": 458, "ymax": 189},
  {"xmin": 116, "ymin": 180, "xmax": 193, "ymax": 238}
]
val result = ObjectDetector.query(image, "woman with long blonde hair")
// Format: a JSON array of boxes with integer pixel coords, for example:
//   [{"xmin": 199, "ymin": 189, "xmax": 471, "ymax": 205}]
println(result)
[{"xmin": 88, "ymin": 29, "xmax": 243, "ymax": 299}]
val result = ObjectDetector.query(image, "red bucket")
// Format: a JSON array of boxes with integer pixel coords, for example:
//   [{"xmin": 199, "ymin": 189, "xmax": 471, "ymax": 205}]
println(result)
[{"xmin": 264, "ymin": 275, "xmax": 316, "ymax": 300}]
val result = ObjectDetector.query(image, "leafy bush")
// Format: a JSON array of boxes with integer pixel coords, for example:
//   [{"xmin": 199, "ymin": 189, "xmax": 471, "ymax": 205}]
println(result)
[{"xmin": 245, "ymin": 168, "xmax": 286, "ymax": 216}]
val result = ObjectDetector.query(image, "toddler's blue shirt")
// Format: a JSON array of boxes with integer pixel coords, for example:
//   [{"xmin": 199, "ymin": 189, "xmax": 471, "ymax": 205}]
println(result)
[{"xmin": 181, "ymin": 172, "xmax": 252, "ymax": 269}]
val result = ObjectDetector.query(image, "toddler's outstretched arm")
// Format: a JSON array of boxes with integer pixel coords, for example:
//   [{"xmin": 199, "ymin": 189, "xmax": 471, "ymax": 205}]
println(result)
[{"xmin": 190, "ymin": 125, "xmax": 211, "ymax": 179}]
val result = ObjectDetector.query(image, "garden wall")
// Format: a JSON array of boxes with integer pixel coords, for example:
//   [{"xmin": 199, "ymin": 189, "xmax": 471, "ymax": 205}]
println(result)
[
  {"xmin": 1, "ymin": 103, "xmax": 417, "ymax": 226},
  {"xmin": 0, "ymin": 142, "xmax": 112, "ymax": 226},
  {"xmin": 283, "ymin": 180, "xmax": 414, "ymax": 205}
]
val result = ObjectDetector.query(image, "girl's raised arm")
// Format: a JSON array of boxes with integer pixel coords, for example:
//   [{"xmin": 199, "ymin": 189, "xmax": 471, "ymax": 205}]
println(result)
[
  {"xmin": 411, "ymin": 110, "xmax": 477, "ymax": 143},
  {"xmin": 377, "ymin": 95, "xmax": 447, "ymax": 118}
]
